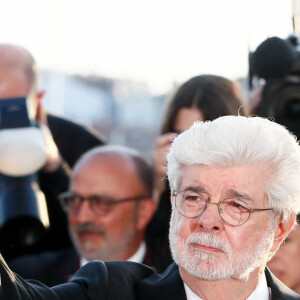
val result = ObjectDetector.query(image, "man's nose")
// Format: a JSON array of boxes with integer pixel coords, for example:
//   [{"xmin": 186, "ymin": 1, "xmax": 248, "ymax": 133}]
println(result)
[
  {"xmin": 75, "ymin": 200, "xmax": 96, "ymax": 223},
  {"xmin": 197, "ymin": 202, "xmax": 224, "ymax": 231}
]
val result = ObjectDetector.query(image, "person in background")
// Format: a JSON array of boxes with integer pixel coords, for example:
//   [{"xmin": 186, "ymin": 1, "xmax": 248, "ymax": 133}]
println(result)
[
  {"xmin": 267, "ymin": 214, "xmax": 300, "ymax": 294},
  {"xmin": 147, "ymin": 74, "xmax": 249, "ymax": 270},
  {"xmin": 2, "ymin": 115, "xmax": 300, "ymax": 300},
  {"xmin": 9, "ymin": 145, "xmax": 158, "ymax": 286},
  {"xmin": 0, "ymin": 44, "xmax": 106, "ymax": 260}
]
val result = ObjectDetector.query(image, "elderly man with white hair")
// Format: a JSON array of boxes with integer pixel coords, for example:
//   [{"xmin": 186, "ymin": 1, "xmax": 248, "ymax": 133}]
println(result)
[{"xmin": 1, "ymin": 115, "xmax": 300, "ymax": 299}]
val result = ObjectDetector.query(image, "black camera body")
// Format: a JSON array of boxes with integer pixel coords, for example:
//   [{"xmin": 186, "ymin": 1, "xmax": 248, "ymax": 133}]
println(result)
[
  {"xmin": 258, "ymin": 76, "xmax": 300, "ymax": 138},
  {"xmin": 250, "ymin": 35, "xmax": 300, "ymax": 139},
  {"xmin": 0, "ymin": 97, "xmax": 49, "ymax": 249},
  {"xmin": 0, "ymin": 97, "xmax": 32, "ymax": 129}
]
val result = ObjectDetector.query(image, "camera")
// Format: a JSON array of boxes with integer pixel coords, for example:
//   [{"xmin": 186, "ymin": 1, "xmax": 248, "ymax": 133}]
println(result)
[
  {"xmin": 249, "ymin": 35, "xmax": 300, "ymax": 139},
  {"xmin": 0, "ymin": 97, "xmax": 49, "ymax": 248}
]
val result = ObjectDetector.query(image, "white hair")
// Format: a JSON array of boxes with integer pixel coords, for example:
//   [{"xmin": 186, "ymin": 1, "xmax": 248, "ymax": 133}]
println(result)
[{"xmin": 167, "ymin": 115, "xmax": 300, "ymax": 219}]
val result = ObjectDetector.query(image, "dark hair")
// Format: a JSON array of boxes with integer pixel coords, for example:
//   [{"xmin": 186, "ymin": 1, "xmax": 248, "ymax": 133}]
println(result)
[
  {"xmin": 131, "ymin": 155, "xmax": 153, "ymax": 197},
  {"xmin": 161, "ymin": 74, "xmax": 248, "ymax": 134}
]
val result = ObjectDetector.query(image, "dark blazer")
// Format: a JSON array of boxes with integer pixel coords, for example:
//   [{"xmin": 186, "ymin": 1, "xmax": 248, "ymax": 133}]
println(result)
[
  {"xmin": 1, "ymin": 255, "xmax": 299, "ymax": 300},
  {"xmin": 8, "ymin": 244, "xmax": 171, "ymax": 286},
  {"xmin": 47, "ymin": 114, "xmax": 107, "ymax": 168},
  {"xmin": 8, "ymin": 248, "xmax": 79, "ymax": 286}
]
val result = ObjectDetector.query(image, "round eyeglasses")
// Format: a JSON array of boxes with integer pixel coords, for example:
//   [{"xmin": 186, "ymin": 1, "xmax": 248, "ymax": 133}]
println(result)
[
  {"xmin": 173, "ymin": 190, "xmax": 273, "ymax": 226},
  {"xmin": 59, "ymin": 192, "xmax": 149, "ymax": 216}
]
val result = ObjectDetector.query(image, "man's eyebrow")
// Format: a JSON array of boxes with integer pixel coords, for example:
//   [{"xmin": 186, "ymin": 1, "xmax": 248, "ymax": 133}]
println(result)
[
  {"xmin": 184, "ymin": 186, "xmax": 206, "ymax": 193},
  {"xmin": 226, "ymin": 189, "xmax": 253, "ymax": 201},
  {"xmin": 181, "ymin": 187, "xmax": 253, "ymax": 202}
]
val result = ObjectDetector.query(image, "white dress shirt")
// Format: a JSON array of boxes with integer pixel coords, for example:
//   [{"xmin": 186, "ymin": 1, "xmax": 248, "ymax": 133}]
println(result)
[
  {"xmin": 80, "ymin": 241, "xmax": 147, "ymax": 267},
  {"xmin": 184, "ymin": 273, "xmax": 271, "ymax": 300}
]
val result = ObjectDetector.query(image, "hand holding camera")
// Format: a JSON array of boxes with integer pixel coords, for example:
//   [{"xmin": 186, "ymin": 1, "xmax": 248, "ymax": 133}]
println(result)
[{"xmin": 35, "ymin": 98, "xmax": 62, "ymax": 173}]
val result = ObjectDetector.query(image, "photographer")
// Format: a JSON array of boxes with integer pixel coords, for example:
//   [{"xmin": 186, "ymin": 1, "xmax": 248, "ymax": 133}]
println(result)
[
  {"xmin": 249, "ymin": 36, "xmax": 300, "ymax": 141},
  {"xmin": 0, "ymin": 44, "xmax": 106, "ymax": 260}
]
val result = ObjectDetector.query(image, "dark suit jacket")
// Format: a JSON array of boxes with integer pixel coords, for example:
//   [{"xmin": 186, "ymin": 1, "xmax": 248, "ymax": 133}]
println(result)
[
  {"xmin": 8, "ymin": 244, "xmax": 171, "ymax": 286},
  {"xmin": 1, "ymin": 255, "xmax": 299, "ymax": 300},
  {"xmin": 47, "ymin": 114, "xmax": 107, "ymax": 168},
  {"xmin": 8, "ymin": 249, "xmax": 79, "ymax": 286}
]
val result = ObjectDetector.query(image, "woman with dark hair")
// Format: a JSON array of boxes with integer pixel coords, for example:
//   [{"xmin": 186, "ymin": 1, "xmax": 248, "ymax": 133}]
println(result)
[
  {"xmin": 161, "ymin": 74, "xmax": 247, "ymax": 133},
  {"xmin": 146, "ymin": 74, "xmax": 249, "ymax": 272}
]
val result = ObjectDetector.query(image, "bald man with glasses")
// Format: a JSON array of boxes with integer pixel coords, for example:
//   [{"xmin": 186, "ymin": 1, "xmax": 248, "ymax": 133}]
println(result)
[{"xmin": 8, "ymin": 145, "xmax": 158, "ymax": 286}]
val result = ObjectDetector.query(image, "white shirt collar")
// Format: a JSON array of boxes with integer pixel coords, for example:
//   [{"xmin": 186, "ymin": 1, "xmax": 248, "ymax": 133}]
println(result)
[
  {"xmin": 80, "ymin": 241, "xmax": 146, "ymax": 267},
  {"xmin": 127, "ymin": 241, "xmax": 147, "ymax": 263},
  {"xmin": 184, "ymin": 273, "xmax": 270, "ymax": 300}
]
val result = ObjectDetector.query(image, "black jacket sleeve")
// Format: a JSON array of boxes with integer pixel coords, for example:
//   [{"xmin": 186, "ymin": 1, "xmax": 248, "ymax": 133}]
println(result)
[{"xmin": 1, "ymin": 255, "xmax": 155, "ymax": 300}]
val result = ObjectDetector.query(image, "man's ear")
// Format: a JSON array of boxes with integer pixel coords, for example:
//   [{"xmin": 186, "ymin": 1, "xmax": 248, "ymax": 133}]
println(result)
[
  {"xmin": 35, "ymin": 90, "xmax": 47, "ymax": 123},
  {"xmin": 37, "ymin": 90, "xmax": 46, "ymax": 103},
  {"xmin": 136, "ymin": 198, "xmax": 157, "ymax": 231},
  {"xmin": 271, "ymin": 213, "xmax": 296, "ymax": 252}
]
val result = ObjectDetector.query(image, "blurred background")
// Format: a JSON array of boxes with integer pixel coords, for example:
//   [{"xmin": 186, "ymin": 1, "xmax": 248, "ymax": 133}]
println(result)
[{"xmin": 0, "ymin": 0, "xmax": 295, "ymax": 159}]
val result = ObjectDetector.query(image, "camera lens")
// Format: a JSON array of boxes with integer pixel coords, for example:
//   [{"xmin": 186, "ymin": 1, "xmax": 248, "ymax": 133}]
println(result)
[{"xmin": 285, "ymin": 98, "xmax": 300, "ymax": 120}]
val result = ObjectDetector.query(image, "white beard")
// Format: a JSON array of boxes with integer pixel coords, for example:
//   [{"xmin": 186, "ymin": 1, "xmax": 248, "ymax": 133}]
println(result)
[{"xmin": 169, "ymin": 208, "xmax": 275, "ymax": 280}]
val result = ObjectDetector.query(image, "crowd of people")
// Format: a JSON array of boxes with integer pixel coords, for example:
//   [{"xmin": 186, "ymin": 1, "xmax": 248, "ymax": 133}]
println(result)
[{"xmin": 0, "ymin": 43, "xmax": 300, "ymax": 300}]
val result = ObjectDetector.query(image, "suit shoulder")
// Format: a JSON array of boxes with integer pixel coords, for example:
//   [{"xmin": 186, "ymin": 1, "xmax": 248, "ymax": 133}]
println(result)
[
  {"xmin": 69, "ymin": 261, "xmax": 155, "ymax": 300},
  {"xmin": 9, "ymin": 249, "xmax": 76, "ymax": 267},
  {"xmin": 47, "ymin": 113, "xmax": 107, "ymax": 145},
  {"xmin": 106, "ymin": 261, "xmax": 155, "ymax": 278},
  {"xmin": 8, "ymin": 249, "xmax": 78, "ymax": 286},
  {"xmin": 266, "ymin": 268, "xmax": 300, "ymax": 299}
]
